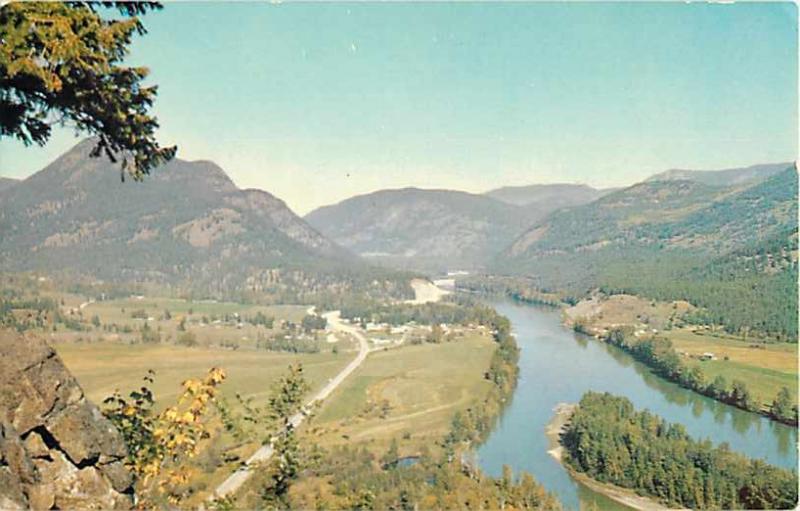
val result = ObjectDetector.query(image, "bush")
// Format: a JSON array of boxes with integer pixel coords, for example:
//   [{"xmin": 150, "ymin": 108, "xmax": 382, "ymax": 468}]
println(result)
[{"xmin": 177, "ymin": 331, "xmax": 197, "ymax": 347}]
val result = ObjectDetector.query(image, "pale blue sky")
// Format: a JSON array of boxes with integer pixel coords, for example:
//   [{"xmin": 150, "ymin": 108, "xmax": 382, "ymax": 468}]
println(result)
[{"xmin": 2, "ymin": 2, "xmax": 797, "ymax": 214}]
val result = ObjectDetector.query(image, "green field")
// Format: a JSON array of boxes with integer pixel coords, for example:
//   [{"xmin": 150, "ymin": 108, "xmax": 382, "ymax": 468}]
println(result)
[
  {"xmin": 687, "ymin": 358, "xmax": 797, "ymax": 407},
  {"xmin": 665, "ymin": 329, "xmax": 797, "ymax": 406},
  {"xmin": 308, "ymin": 332, "xmax": 496, "ymax": 454}
]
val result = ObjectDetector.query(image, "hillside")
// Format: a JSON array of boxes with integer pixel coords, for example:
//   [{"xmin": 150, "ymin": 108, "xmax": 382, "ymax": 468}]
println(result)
[
  {"xmin": 0, "ymin": 139, "xmax": 408, "ymax": 301},
  {"xmin": 645, "ymin": 162, "xmax": 790, "ymax": 187},
  {"xmin": 485, "ymin": 183, "xmax": 613, "ymax": 208},
  {"xmin": 496, "ymin": 166, "xmax": 799, "ymax": 339},
  {"xmin": 0, "ymin": 177, "xmax": 18, "ymax": 193},
  {"xmin": 305, "ymin": 188, "xmax": 532, "ymax": 271}
]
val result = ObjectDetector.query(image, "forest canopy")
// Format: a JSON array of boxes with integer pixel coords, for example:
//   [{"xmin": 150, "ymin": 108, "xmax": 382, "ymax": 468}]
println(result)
[{"xmin": 561, "ymin": 392, "xmax": 798, "ymax": 510}]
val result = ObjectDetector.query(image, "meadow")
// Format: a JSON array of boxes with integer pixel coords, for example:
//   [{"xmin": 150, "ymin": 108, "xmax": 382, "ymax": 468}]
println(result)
[
  {"xmin": 46, "ymin": 291, "xmax": 501, "ymax": 502},
  {"xmin": 307, "ymin": 332, "xmax": 497, "ymax": 455},
  {"xmin": 56, "ymin": 342, "xmax": 355, "ymax": 410},
  {"xmin": 665, "ymin": 328, "xmax": 797, "ymax": 405}
]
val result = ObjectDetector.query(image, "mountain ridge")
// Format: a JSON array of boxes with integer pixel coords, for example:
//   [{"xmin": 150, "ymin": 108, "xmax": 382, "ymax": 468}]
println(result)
[
  {"xmin": 484, "ymin": 183, "xmax": 616, "ymax": 207},
  {"xmin": 305, "ymin": 187, "xmax": 531, "ymax": 271},
  {"xmin": 0, "ymin": 139, "xmax": 407, "ymax": 301},
  {"xmin": 645, "ymin": 162, "xmax": 791, "ymax": 187},
  {"xmin": 494, "ymin": 166, "xmax": 799, "ymax": 338}
]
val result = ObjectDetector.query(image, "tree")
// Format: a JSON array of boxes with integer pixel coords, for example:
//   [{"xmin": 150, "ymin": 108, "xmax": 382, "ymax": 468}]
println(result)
[
  {"xmin": 770, "ymin": 387, "xmax": 796, "ymax": 424},
  {"xmin": 103, "ymin": 367, "xmax": 227, "ymax": 505},
  {"xmin": 428, "ymin": 323, "xmax": 444, "ymax": 343},
  {"xmin": 260, "ymin": 364, "xmax": 310, "ymax": 506},
  {"xmin": 730, "ymin": 379, "xmax": 754, "ymax": 410},
  {"xmin": 707, "ymin": 375, "xmax": 729, "ymax": 400},
  {"xmin": 381, "ymin": 438, "xmax": 399, "ymax": 468},
  {"xmin": 1, "ymin": 2, "xmax": 176, "ymax": 179},
  {"xmin": 177, "ymin": 330, "xmax": 197, "ymax": 347}
]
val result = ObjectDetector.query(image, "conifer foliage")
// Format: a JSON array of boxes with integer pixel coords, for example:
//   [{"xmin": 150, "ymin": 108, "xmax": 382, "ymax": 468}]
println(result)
[
  {"xmin": 562, "ymin": 392, "xmax": 798, "ymax": 510},
  {"xmin": 0, "ymin": 2, "xmax": 176, "ymax": 179}
]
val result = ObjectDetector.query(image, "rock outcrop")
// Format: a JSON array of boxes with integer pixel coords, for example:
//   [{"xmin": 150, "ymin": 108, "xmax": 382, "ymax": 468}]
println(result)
[{"xmin": 0, "ymin": 331, "xmax": 134, "ymax": 509}]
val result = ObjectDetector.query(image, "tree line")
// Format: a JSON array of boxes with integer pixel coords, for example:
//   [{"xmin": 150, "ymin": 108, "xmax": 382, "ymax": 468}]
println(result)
[
  {"xmin": 561, "ymin": 392, "xmax": 798, "ymax": 510},
  {"xmin": 600, "ymin": 326, "xmax": 797, "ymax": 426}
]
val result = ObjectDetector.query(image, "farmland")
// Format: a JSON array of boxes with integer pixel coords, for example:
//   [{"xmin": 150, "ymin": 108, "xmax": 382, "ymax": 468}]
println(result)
[
  {"xmin": 665, "ymin": 328, "xmax": 797, "ymax": 406},
  {"xmin": 307, "ymin": 331, "xmax": 496, "ymax": 454}
]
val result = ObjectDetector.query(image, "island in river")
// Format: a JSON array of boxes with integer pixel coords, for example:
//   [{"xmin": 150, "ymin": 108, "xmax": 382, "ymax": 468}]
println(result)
[
  {"xmin": 476, "ymin": 301, "xmax": 797, "ymax": 511},
  {"xmin": 545, "ymin": 403, "xmax": 678, "ymax": 511}
]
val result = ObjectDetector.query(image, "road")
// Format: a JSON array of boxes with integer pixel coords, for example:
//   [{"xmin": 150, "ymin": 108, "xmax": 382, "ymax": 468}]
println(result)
[{"xmin": 212, "ymin": 310, "xmax": 369, "ymax": 500}]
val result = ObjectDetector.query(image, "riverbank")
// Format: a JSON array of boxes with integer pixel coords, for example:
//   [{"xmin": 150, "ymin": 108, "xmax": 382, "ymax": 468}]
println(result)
[
  {"xmin": 545, "ymin": 403, "xmax": 678, "ymax": 511},
  {"xmin": 560, "ymin": 295, "xmax": 798, "ymax": 427},
  {"xmin": 465, "ymin": 283, "xmax": 797, "ymax": 426},
  {"xmin": 477, "ymin": 300, "xmax": 796, "ymax": 511}
]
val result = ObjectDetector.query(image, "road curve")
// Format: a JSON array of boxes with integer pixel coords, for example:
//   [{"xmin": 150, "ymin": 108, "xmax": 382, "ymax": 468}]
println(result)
[{"xmin": 212, "ymin": 311, "xmax": 369, "ymax": 500}]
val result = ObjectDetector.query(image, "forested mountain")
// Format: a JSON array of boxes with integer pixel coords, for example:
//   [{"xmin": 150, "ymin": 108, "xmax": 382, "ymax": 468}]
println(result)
[
  {"xmin": 0, "ymin": 139, "xmax": 408, "ymax": 301},
  {"xmin": 497, "ymin": 166, "xmax": 799, "ymax": 339},
  {"xmin": 645, "ymin": 162, "xmax": 790, "ymax": 187},
  {"xmin": 305, "ymin": 188, "xmax": 533, "ymax": 271}
]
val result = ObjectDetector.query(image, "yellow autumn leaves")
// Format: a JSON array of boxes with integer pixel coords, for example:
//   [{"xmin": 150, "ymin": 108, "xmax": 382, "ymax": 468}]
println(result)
[{"xmin": 133, "ymin": 367, "xmax": 227, "ymax": 506}]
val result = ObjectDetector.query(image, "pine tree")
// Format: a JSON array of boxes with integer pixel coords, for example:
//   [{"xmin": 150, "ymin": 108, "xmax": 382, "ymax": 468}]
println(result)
[{"xmin": 1, "ymin": 2, "xmax": 176, "ymax": 178}]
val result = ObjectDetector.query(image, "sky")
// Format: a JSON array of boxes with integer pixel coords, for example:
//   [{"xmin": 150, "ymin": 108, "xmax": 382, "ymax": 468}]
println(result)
[{"xmin": 1, "ymin": 2, "xmax": 797, "ymax": 214}]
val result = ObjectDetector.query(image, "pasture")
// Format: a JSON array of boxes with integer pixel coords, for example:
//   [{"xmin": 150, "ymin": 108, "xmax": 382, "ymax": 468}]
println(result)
[
  {"xmin": 666, "ymin": 328, "xmax": 797, "ymax": 405},
  {"xmin": 306, "ymin": 332, "xmax": 497, "ymax": 455},
  {"xmin": 55, "ymin": 341, "xmax": 355, "ymax": 411}
]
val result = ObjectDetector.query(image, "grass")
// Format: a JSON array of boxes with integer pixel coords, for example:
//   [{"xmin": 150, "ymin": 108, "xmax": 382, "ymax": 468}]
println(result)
[
  {"xmin": 687, "ymin": 358, "xmax": 797, "ymax": 407},
  {"xmin": 666, "ymin": 329, "xmax": 797, "ymax": 372},
  {"xmin": 665, "ymin": 328, "xmax": 797, "ymax": 406},
  {"xmin": 306, "ymin": 332, "xmax": 497, "ymax": 455},
  {"xmin": 55, "ymin": 325, "xmax": 499, "ymax": 503},
  {"xmin": 55, "ymin": 341, "xmax": 355, "ymax": 410},
  {"xmin": 55, "ymin": 296, "xmax": 315, "ymax": 351}
]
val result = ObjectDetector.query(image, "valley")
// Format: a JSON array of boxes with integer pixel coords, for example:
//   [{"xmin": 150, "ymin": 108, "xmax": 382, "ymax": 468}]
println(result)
[
  {"xmin": 1, "ymin": 142, "xmax": 796, "ymax": 510},
  {"xmin": 3, "ymin": 4, "xmax": 798, "ymax": 509}
]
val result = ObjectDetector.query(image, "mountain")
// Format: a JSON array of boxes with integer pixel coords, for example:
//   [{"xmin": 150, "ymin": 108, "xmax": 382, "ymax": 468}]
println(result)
[
  {"xmin": 0, "ymin": 139, "xmax": 406, "ymax": 301},
  {"xmin": 496, "ymin": 166, "xmax": 799, "ymax": 338},
  {"xmin": 485, "ymin": 183, "xmax": 614, "ymax": 207},
  {"xmin": 485, "ymin": 183, "xmax": 621, "ymax": 232},
  {"xmin": 0, "ymin": 177, "xmax": 18, "ymax": 193},
  {"xmin": 305, "ymin": 188, "xmax": 531, "ymax": 272},
  {"xmin": 645, "ymin": 162, "xmax": 791, "ymax": 187}
]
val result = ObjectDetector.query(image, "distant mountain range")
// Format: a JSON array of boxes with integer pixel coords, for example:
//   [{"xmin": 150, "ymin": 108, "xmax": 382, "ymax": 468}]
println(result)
[
  {"xmin": 305, "ymin": 188, "xmax": 530, "ymax": 272},
  {"xmin": 485, "ymin": 183, "xmax": 616, "ymax": 208},
  {"xmin": 502, "ymin": 165, "xmax": 797, "ymax": 269},
  {"xmin": 2, "ymin": 141, "xmax": 794, "ymax": 326},
  {"xmin": 645, "ymin": 162, "xmax": 790, "ymax": 187},
  {"xmin": 0, "ymin": 139, "xmax": 407, "ymax": 301},
  {"xmin": 305, "ymin": 162, "xmax": 792, "ymax": 273},
  {"xmin": 496, "ymin": 165, "xmax": 798, "ymax": 338}
]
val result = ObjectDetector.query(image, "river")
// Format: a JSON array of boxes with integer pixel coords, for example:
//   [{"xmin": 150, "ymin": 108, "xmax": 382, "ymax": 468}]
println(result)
[{"xmin": 477, "ymin": 301, "xmax": 798, "ymax": 510}]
